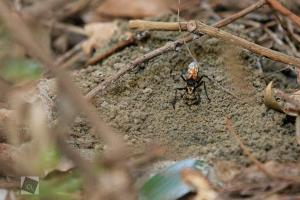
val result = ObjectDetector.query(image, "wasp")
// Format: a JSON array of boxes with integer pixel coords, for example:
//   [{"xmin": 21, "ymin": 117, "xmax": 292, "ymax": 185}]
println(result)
[{"xmin": 172, "ymin": 61, "xmax": 211, "ymax": 109}]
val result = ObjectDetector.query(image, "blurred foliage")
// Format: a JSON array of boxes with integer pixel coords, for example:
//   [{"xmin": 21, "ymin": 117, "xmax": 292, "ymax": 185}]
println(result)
[
  {"xmin": 22, "ymin": 172, "xmax": 83, "ymax": 200},
  {"xmin": 39, "ymin": 147, "xmax": 61, "ymax": 172},
  {"xmin": 0, "ymin": 21, "xmax": 42, "ymax": 83},
  {"xmin": 0, "ymin": 58, "xmax": 42, "ymax": 83}
]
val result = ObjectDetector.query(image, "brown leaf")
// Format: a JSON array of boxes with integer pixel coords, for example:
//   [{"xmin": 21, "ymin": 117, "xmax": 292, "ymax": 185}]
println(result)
[
  {"xmin": 82, "ymin": 22, "xmax": 118, "ymax": 55},
  {"xmin": 95, "ymin": 0, "xmax": 172, "ymax": 19},
  {"xmin": 181, "ymin": 169, "xmax": 218, "ymax": 200},
  {"xmin": 0, "ymin": 143, "xmax": 23, "ymax": 176},
  {"xmin": 43, "ymin": 157, "xmax": 74, "ymax": 178}
]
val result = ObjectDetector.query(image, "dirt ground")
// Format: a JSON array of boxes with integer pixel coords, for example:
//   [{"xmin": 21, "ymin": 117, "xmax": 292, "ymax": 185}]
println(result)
[{"xmin": 68, "ymin": 16, "xmax": 300, "ymax": 165}]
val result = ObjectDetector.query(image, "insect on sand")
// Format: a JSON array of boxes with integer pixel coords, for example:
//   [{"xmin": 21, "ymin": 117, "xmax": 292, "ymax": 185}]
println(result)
[
  {"xmin": 172, "ymin": 0, "xmax": 211, "ymax": 109},
  {"xmin": 172, "ymin": 61, "xmax": 211, "ymax": 109}
]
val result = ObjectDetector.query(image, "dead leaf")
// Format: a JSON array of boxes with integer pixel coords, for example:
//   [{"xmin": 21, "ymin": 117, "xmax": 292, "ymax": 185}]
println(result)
[
  {"xmin": 276, "ymin": 89, "xmax": 300, "ymax": 116},
  {"xmin": 0, "ymin": 109, "xmax": 15, "ymax": 122},
  {"xmin": 82, "ymin": 22, "xmax": 118, "ymax": 55},
  {"xmin": 264, "ymin": 81, "xmax": 282, "ymax": 112},
  {"xmin": 43, "ymin": 157, "xmax": 74, "ymax": 178},
  {"xmin": 95, "ymin": 0, "xmax": 172, "ymax": 19},
  {"xmin": 0, "ymin": 143, "xmax": 24, "ymax": 176},
  {"xmin": 214, "ymin": 161, "xmax": 241, "ymax": 183},
  {"xmin": 181, "ymin": 169, "xmax": 218, "ymax": 200}
]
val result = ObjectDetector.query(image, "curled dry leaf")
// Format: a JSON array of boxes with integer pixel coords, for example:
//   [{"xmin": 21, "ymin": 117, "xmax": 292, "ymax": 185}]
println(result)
[
  {"xmin": 264, "ymin": 81, "xmax": 283, "ymax": 112},
  {"xmin": 285, "ymin": 90, "xmax": 300, "ymax": 115},
  {"xmin": 82, "ymin": 22, "xmax": 119, "ymax": 55},
  {"xmin": 264, "ymin": 84, "xmax": 300, "ymax": 145},
  {"xmin": 264, "ymin": 82, "xmax": 300, "ymax": 116},
  {"xmin": 43, "ymin": 157, "xmax": 75, "ymax": 178},
  {"xmin": 181, "ymin": 169, "xmax": 218, "ymax": 200}
]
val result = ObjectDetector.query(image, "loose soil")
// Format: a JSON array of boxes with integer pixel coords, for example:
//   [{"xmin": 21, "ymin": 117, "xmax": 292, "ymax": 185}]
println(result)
[{"xmin": 70, "ymin": 16, "xmax": 300, "ymax": 165}]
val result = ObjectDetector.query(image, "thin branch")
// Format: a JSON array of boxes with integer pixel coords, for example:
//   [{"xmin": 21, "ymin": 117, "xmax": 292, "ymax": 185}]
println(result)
[
  {"xmin": 130, "ymin": 19, "xmax": 300, "ymax": 68},
  {"xmin": 55, "ymin": 41, "xmax": 84, "ymax": 66},
  {"xmin": 87, "ymin": 32, "xmax": 135, "ymax": 66},
  {"xmin": 266, "ymin": 0, "xmax": 300, "ymax": 28},
  {"xmin": 24, "ymin": 0, "xmax": 68, "ymax": 18},
  {"xmin": 226, "ymin": 117, "xmax": 300, "ymax": 182},
  {"xmin": 225, "ymin": 118, "xmax": 273, "ymax": 177},
  {"xmin": 86, "ymin": 0, "xmax": 267, "ymax": 99},
  {"xmin": 43, "ymin": 20, "xmax": 87, "ymax": 36},
  {"xmin": 188, "ymin": 20, "xmax": 300, "ymax": 68}
]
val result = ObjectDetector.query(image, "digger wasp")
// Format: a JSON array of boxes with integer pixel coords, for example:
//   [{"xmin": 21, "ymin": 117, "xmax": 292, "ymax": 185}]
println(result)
[{"xmin": 172, "ymin": 61, "xmax": 211, "ymax": 109}]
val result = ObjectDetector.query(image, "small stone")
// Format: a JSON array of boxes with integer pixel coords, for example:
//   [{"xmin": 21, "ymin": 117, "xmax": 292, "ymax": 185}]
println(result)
[
  {"xmin": 131, "ymin": 138, "xmax": 136, "ymax": 144},
  {"xmin": 215, "ymin": 75, "xmax": 224, "ymax": 82},
  {"xmin": 252, "ymin": 80, "xmax": 261, "ymax": 88},
  {"xmin": 101, "ymin": 101, "xmax": 109, "ymax": 108},
  {"xmin": 95, "ymin": 144, "xmax": 102, "ymax": 150},
  {"xmin": 123, "ymin": 134, "xmax": 129, "ymax": 140},
  {"xmin": 142, "ymin": 88, "xmax": 153, "ymax": 94}
]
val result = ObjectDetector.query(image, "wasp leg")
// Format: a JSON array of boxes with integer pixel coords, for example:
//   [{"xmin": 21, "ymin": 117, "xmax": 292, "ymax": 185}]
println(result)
[
  {"xmin": 172, "ymin": 87, "xmax": 185, "ymax": 109},
  {"xmin": 180, "ymin": 75, "xmax": 187, "ymax": 82},
  {"xmin": 199, "ymin": 75, "xmax": 211, "ymax": 82},
  {"xmin": 202, "ymin": 81, "xmax": 211, "ymax": 102},
  {"xmin": 196, "ymin": 91, "xmax": 201, "ymax": 105},
  {"xmin": 195, "ymin": 80, "xmax": 210, "ymax": 102}
]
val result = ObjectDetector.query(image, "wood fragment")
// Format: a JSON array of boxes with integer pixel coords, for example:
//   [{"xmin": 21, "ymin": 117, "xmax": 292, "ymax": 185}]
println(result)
[
  {"xmin": 189, "ymin": 20, "xmax": 300, "ymax": 68},
  {"xmin": 129, "ymin": 20, "xmax": 188, "ymax": 31}
]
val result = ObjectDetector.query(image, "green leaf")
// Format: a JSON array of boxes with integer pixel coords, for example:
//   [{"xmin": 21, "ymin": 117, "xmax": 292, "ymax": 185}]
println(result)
[
  {"xmin": 0, "ymin": 58, "xmax": 42, "ymax": 82},
  {"xmin": 139, "ymin": 159, "xmax": 216, "ymax": 200}
]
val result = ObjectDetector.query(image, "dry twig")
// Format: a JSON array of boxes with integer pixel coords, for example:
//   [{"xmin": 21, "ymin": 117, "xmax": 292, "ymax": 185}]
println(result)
[
  {"xmin": 87, "ymin": 32, "xmax": 135, "ymax": 66},
  {"xmin": 225, "ymin": 118, "xmax": 273, "ymax": 177},
  {"xmin": 266, "ymin": 0, "xmax": 300, "ymax": 28},
  {"xmin": 130, "ymin": 20, "xmax": 300, "ymax": 68},
  {"xmin": 226, "ymin": 117, "xmax": 300, "ymax": 182}
]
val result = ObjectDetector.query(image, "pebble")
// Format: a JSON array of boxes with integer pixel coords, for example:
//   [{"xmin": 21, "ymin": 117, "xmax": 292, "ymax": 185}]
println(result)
[
  {"xmin": 142, "ymin": 88, "xmax": 153, "ymax": 94},
  {"xmin": 123, "ymin": 134, "xmax": 129, "ymax": 140},
  {"xmin": 101, "ymin": 101, "xmax": 109, "ymax": 108},
  {"xmin": 215, "ymin": 75, "xmax": 225, "ymax": 82}
]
